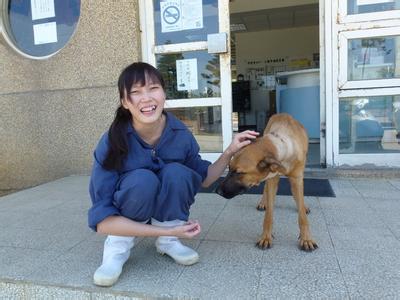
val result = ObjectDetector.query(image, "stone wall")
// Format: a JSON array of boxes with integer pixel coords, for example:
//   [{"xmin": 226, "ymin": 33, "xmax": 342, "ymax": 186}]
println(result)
[{"xmin": 0, "ymin": 0, "xmax": 141, "ymax": 192}]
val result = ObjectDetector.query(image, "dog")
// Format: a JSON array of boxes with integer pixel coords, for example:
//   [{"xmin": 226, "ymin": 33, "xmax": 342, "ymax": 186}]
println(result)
[{"xmin": 216, "ymin": 113, "xmax": 317, "ymax": 251}]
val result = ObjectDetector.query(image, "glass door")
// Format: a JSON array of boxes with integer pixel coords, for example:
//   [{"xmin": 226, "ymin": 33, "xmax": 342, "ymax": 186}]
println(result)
[
  {"xmin": 139, "ymin": 0, "xmax": 232, "ymax": 162},
  {"xmin": 333, "ymin": 0, "xmax": 400, "ymax": 167}
]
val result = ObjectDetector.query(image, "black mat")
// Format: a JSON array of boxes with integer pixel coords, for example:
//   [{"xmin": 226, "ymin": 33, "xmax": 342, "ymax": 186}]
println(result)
[{"xmin": 200, "ymin": 177, "xmax": 335, "ymax": 197}]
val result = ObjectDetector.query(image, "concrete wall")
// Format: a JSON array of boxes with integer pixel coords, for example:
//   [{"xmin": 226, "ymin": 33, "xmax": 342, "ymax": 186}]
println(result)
[{"xmin": 0, "ymin": 0, "xmax": 141, "ymax": 193}]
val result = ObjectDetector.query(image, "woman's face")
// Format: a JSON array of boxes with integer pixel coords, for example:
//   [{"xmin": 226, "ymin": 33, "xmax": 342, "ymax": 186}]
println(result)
[{"xmin": 122, "ymin": 78, "xmax": 166, "ymax": 126}]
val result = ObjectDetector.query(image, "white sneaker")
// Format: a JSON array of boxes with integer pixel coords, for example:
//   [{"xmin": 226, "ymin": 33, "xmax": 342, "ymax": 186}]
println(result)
[
  {"xmin": 93, "ymin": 235, "xmax": 134, "ymax": 287},
  {"xmin": 152, "ymin": 219, "xmax": 199, "ymax": 266}
]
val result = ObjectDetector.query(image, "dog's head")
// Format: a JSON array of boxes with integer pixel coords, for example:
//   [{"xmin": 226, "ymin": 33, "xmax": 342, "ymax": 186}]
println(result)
[{"xmin": 216, "ymin": 137, "xmax": 285, "ymax": 199}]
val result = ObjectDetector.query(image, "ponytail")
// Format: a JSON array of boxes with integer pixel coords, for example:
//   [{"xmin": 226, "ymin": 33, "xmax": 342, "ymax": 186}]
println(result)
[{"xmin": 102, "ymin": 106, "xmax": 132, "ymax": 171}]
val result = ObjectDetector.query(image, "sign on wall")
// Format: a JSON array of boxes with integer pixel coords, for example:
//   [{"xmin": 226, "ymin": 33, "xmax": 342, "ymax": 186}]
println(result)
[
  {"xmin": 176, "ymin": 58, "xmax": 198, "ymax": 91},
  {"xmin": 160, "ymin": 0, "xmax": 203, "ymax": 33},
  {"xmin": 31, "ymin": 0, "xmax": 55, "ymax": 20}
]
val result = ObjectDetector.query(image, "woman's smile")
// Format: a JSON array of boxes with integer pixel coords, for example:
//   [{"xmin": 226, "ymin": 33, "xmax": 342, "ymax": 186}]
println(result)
[{"xmin": 140, "ymin": 105, "xmax": 157, "ymax": 115}]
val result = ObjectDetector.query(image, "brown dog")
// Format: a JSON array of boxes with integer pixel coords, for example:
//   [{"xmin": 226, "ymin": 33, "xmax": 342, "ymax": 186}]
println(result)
[{"xmin": 216, "ymin": 113, "xmax": 317, "ymax": 251}]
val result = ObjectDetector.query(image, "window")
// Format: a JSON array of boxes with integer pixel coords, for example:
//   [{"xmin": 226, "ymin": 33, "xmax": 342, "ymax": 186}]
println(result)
[{"xmin": 0, "ymin": 0, "xmax": 81, "ymax": 59}]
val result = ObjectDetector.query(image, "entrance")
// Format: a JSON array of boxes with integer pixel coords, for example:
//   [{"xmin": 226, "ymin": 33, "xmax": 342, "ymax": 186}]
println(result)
[
  {"xmin": 230, "ymin": 0, "xmax": 322, "ymax": 167},
  {"xmin": 140, "ymin": 0, "xmax": 325, "ymax": 167}
]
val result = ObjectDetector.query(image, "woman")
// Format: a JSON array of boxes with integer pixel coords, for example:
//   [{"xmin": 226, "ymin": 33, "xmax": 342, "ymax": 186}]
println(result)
[{"xmin": 88, "ymin": 62, "xmax": 258, "ymax": 286}]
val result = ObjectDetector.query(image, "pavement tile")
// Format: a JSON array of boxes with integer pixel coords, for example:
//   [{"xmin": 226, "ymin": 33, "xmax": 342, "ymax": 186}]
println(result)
[
  {"xmin": 362, "ymin": 196, "xmax": 400, "ymax": 211},
  {"xmin": 261, "ymin": 243, "xmax": 337, "ymax": 267},
  {"xmin": 188, "ymin": 203, "xmax": 226, "ymax": 240},
  {"xmin": 336, "ymin": 249, "xmax": 400, "ymax": 298},
  {"xmin": 172, "ymin": 264, "xmax": 260, "ymax": 300},
  {"xmin": 328, "ymin": 225, "xmax": 400, "ymax": 251},
  {"xmin": 258, "ymin": 263, "xmax": 349, "ymax": 299},
  {"xmin": 25, "ymin": 285, "xmax": 91, "ymax": 300},
  {"xmin": 350, "ymin": 179, "xmax": 399, "ymax": 199},
  {"xmin": 194, "ymin": 192, "xmax": 228, "ymax": 207},
  {"xmin": 0, "ymin": 247, "xmax": 59, "ymax": 280},
  {"xmin": 27, "ymin": 239, "xmax": 101, "ymax": 288},
  {"xmin": 329, "ymin": 187, "xmax": 362, "ymax": 198},
  {"xmin": 318, "ymin": 196, "xmax": 367, "ymax": 210},
  {"xmin": 329, "ymin": 179, "xmax": 355, "ymax": 189},
  {"xmin": 195, "ymin": 240, "xmax": 264, "ymax": 268},
  {"xmin": 0, "ymin": 227, "xmax": 56, "ymax": 250},
  {"xmin": 205, "ymin": 204, "xmax": 265, "ymax": 243},
  {"xmin": 322, "ymin": 206, "xmax": 386, "ymax": 228},
  {"xmin": 0, "ymin": 281, "xmax": 26, "ymax": 299},
  {"xmin": 111, "ymin": 238, "xmax": 199, "ymax": 297},
  {"xmin": 1, "ymin": 175, "xmax": 400, "ymax": 299},
  {"xmin": 388, "ymin": 179, "xmax": 400, "ymax": 190}
]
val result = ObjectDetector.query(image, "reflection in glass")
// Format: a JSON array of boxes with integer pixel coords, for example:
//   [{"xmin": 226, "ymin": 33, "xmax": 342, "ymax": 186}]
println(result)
[
  {"xmin": 7, "ymin": 0, "xmax": 81, "ymax": 57},
  {"xmin": 166, "ymin": 106, "xmax": 223, "ymax": 152},
  {"xmin": 348, "ymin": 36, "xmax": 400, "ymax": 81},
  {"xmin": 153, "ymin": 0, "xmax": 218, "ymax": 45},
  {"xmin": 348, "ymin": 0, "xmax": 400, "ymax": 15},
  {"xmin": 156, "ymin": 51, "xmax": 220, "ymax": 99},
  {"xmin": 339, "ymin": 96, "xmax": 400, "ymax": 153}
]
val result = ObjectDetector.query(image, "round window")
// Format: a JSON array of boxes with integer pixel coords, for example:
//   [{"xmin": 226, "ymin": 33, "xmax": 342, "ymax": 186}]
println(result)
[{"xmin": 0, "ymin": 0, "xmax": 81, "ymax": 59}]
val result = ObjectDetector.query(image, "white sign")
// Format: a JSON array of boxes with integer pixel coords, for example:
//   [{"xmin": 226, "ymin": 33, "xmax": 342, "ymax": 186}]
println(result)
[
  {"xmin": 357, "ymin": 0, "xmax": 394, "ymax": 6},
  {"xmin": 161, "ymin": 0, "xmax": 203, "ymax": 33},
  {"xmin": 176, "ymin": 58, "xmax": 198, "ymax": 91},
  {"xmin": 33, "ymin": 22, "xmax": 58, "ymax": 45},
  {"xmin": 31, "ymin": 0, "xmax": 55, "ymax": 21}
]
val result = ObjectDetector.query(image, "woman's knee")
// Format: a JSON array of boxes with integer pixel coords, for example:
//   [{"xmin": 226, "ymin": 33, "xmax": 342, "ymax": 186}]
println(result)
[
  {"xmin": 114, "ymin": 169, "xmax": 160, "ymax": 221},
  {"xmin": 159, "ymin": 163, "xmax": 202, "ymax": 186}
]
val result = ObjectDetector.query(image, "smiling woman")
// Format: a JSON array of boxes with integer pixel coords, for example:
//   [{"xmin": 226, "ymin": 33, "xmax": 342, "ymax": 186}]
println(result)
[
  {"xmin": 0, "ymin": 0, "xmax": 81, "ymax": 59},
  {"xmin": 88, "ymin": 61, "xmax": 258, "ymax": 287}
]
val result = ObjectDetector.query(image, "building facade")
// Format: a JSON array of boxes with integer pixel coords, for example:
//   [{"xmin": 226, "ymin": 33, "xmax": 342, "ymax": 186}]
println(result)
[{"xmin": 1, "ymin": 0, "xmax": 399, "ymax": 193}]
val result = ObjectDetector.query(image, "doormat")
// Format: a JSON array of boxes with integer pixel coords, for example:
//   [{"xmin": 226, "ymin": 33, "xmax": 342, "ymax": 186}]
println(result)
[{"xmin": 199, "ymin": 178, "xmax": 336, "ymax": 197}]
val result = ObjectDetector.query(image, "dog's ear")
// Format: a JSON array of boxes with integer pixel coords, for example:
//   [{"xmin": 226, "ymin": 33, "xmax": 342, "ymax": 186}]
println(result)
[
  {"xmin": 264, "ymin": 156, "xmax": 286, "ymax": 173},
  {"xmin": 257, "ymin": 160, "xmax": 269, "ymax": 172}
]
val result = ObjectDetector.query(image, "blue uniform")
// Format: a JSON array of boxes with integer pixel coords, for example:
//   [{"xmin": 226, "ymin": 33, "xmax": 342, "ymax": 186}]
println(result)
[{"xmin": 88, "ymin": 112, "xmax": 211, "ymax": 231}]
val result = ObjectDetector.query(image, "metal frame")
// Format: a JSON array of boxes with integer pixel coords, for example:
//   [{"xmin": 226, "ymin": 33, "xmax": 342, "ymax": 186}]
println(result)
[
  {"xmin": 339, "ymin": 0, "xmax": 400, "ymax": 23},
  {"xmin": 139, "ymin": 0, "xmax": 231, "ymax": 163},
  {"xmin": 0, "ymin": 0, "xmax": 79, "ymax": 60},
  {"xmin": 321, "ymin": 0, "xmax": 332, "ymax": 166},
  {"xmin": 333, "ymin": 0, "xmax": 400, "ymax": 167},
  {"xmin": 338, "ymin": 26, "xmax": 400, "ymax": 89}
]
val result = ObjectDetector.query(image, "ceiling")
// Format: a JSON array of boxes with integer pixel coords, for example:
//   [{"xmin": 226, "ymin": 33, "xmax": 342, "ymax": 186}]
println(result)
[{"xmin": 230, "ymin": 3, "xmax": 319, "ymax": 33}]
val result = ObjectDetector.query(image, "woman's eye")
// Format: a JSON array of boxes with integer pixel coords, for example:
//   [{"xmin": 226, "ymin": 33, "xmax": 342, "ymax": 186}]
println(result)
[
  {"xmin": 150, "ymin": 86, "xmax": 159, "ymax": 90},
  {"xmin": 130, "ymin": 90, "xmax": 138, "ymax": 95}
]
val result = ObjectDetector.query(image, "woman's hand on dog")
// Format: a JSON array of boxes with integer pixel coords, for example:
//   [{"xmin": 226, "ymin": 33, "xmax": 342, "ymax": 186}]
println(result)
[{"xmin": 227, "ymin": 130, "xmax": 259, "ymax": 156}]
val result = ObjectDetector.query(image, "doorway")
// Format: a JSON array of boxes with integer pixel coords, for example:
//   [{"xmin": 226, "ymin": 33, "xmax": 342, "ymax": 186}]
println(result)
[{"xmin": 229, "ymin": 0, "xmax": 322, "ymax": 167}]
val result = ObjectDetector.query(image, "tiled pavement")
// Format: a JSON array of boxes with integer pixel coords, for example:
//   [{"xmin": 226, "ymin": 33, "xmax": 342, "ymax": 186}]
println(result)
[{"xmin": 0, "ymin": 175, "xmax": 399, "ymax": 299}]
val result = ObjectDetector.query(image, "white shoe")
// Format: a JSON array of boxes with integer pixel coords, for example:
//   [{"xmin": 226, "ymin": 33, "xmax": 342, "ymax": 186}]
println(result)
[
  {"xmin": 152, "ymin": 219, "xmax": 199, "ymax": 266},
  {"xmin": 93, "ymin": 235, "xmax": 134, "ymax": 287}
]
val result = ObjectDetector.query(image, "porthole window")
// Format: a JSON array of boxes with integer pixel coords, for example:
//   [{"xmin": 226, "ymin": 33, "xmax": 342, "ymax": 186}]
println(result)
[{"xmin": 0, "ymin": 0, "xmax": 81, "ymax": 59}]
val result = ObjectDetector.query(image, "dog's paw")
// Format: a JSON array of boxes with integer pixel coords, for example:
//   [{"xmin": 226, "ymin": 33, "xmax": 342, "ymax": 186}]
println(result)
[
  {"xmin": 256, "ymin": 203, "xmax": 266, "ymax": 211},
  {"xmin": 256, "ymin": 236, "xmax": 273, "ymax": 249},
  {"xmin": 298, "ymin": 237, "xmax": 318, "ymax": 252}
]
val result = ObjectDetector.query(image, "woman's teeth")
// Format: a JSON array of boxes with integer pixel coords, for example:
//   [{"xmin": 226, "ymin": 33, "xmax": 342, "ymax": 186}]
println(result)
[{"xmin": 140, "ymin": 105, "xmax": 156, "ymax": 113}]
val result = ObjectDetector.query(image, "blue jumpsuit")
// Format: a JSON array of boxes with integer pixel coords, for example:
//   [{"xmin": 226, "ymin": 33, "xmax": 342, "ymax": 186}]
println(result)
[{"xmin": 88, "ymin": 112, "xmax": 211, "ymax": 231}]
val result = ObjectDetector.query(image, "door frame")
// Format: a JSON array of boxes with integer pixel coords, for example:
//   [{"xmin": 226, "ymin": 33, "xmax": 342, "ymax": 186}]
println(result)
[
  {"xmin": 139, "ymin": 0, "xmax": 232, "ymax": 163},
  {"xmin": 331, "ymin": 0, "xmax": 400, "ymax": 167},
  {"xmin": 140, "ymin": 0, "xmax": 330, "ymax": 167}
]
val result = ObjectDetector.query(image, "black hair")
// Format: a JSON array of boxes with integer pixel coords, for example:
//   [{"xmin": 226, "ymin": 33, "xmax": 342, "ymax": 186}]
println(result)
[{"xmin": 102, "ymin": 62, "xmax": 165, "ymax": 171}]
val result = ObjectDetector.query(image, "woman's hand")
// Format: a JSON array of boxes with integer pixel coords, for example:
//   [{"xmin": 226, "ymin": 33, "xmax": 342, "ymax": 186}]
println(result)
[
  {"xmin": 226, "ymin": 130, "xmax": 259, "ymax": 157},
  {"xmin": 170, "ymin": 220, "xmax": 201, "ymax": 239}
]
